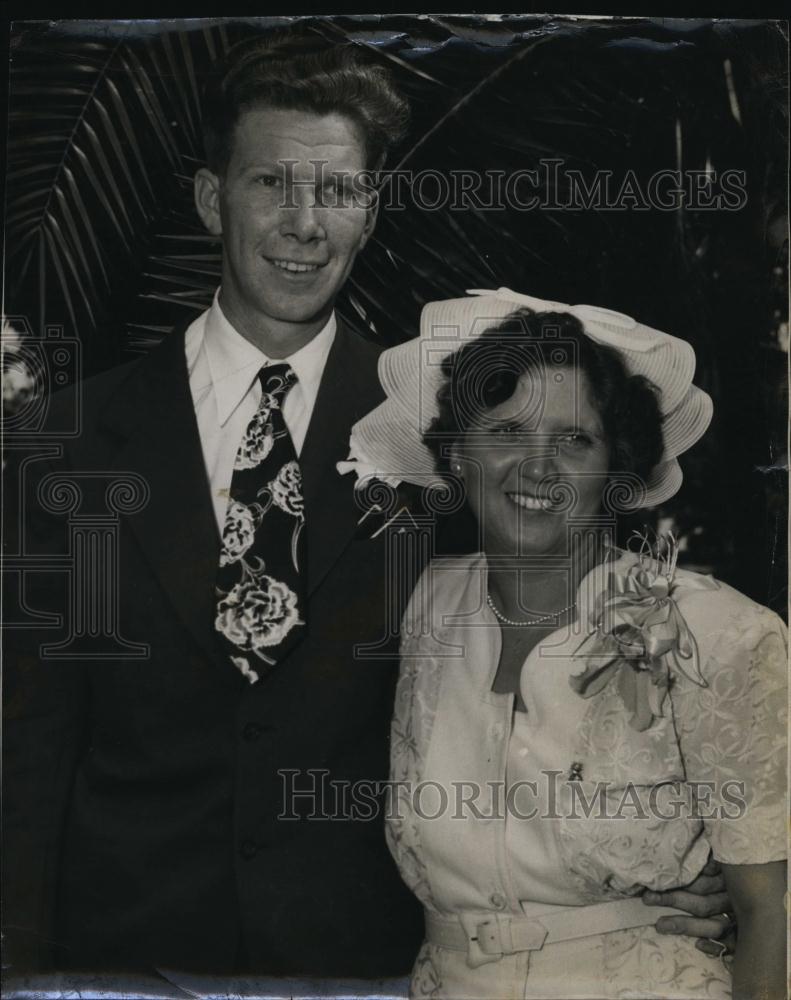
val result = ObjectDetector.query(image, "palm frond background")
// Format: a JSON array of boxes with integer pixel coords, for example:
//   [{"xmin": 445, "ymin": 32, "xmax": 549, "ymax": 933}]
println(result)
[{"xmin": 5, "ymin": 14, "xmax": 788, "ymax": 613}]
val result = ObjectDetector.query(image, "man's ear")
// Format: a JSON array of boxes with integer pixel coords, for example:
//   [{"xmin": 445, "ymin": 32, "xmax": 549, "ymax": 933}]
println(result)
[
  {"xmin": 194, "ymin": 167, "xmax": 223, "ymax": 237},
  {"xmin": 357, "ymin": 182, "xmax": 380, "ymax": 251}
]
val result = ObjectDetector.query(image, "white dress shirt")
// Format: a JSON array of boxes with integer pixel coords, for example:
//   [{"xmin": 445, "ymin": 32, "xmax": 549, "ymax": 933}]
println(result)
[{"xmin": 185, "ymin": 291, "xmax": 336, "ymax": 532}]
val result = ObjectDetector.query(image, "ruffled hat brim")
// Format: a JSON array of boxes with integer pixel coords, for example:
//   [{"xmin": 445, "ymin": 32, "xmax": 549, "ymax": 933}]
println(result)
[{"xmin": 347, "ymin": 288, "xmax": 713, "ymax": 509}]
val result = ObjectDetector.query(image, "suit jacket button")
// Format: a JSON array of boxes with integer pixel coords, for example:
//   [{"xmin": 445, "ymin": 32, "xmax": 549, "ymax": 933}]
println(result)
[
  {"xmin": 239, "ymin": 839, "xmax": 258, "ymax": 861},
  {"xmin": 242, "ymin": 722, "xmax": 263, "ymax": 741}
]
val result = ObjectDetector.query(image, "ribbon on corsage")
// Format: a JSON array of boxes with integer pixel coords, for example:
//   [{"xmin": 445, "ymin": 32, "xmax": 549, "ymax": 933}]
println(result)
[{"xmin": 569, "ymin": 532, "xmax": 719, "ymax": 731}]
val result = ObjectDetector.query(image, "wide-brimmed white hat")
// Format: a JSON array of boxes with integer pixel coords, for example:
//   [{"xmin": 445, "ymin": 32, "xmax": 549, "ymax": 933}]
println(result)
[{"xmin": 340, "ymin": 288, "xmax": 713, "ymax": 509}]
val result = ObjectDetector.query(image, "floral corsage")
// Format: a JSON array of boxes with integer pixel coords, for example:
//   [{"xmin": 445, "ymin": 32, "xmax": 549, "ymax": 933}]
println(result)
[{"xmin": 569, "ymin": 532, "xmax": 719, "ymax": 731}]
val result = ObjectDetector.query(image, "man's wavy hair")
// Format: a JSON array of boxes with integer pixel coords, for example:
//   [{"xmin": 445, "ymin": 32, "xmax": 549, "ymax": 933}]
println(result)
[{"xmin": 202, "ymin": 30, "xmax": 410, "ymax": 176}]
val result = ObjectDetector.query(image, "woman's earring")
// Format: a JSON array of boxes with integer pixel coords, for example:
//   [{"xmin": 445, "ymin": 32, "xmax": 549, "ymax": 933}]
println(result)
[{"xmin": 451, "ymin": 462, "xmax": 463, "ymax": 476}]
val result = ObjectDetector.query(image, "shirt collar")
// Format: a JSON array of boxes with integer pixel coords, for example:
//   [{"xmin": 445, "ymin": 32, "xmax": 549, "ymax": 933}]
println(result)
[{"xmin": 203, "ymin": 289, "xmax": 337, "ymax": 426}]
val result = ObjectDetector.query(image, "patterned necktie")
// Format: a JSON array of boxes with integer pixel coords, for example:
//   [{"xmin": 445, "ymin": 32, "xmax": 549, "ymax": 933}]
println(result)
[{"xmin": 215, "ymin": 364, "xmax": 306, "ymax": 683}]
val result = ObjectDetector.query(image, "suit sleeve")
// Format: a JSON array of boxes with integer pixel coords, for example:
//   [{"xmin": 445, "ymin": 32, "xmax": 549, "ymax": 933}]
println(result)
[{"xmin": 3, "ymin": 444, "xmax": 89, "ymax": 970}]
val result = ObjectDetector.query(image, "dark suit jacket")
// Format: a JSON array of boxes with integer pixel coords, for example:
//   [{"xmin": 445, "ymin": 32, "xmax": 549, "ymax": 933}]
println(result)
[{"xmin": 3, "ymin": 319, "xmax": 425, "ymax": 976}]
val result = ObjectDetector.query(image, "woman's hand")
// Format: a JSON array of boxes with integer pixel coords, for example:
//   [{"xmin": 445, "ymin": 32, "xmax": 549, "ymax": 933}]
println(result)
[{"xmin": 641, "ymin": 857, "xmax": 736, "ymax": 955}]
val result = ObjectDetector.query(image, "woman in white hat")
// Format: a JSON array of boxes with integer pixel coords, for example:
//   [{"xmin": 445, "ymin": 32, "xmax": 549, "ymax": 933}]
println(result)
[{"xmin": 345, "ymin": 290, "xmax": 787, "ymax": 999}]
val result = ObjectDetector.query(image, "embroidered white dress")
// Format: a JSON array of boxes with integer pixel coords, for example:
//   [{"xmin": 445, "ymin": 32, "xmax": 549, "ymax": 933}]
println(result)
[{"xmin": 386, "ymin": 550, "xmax": 787, "ymax": 999}]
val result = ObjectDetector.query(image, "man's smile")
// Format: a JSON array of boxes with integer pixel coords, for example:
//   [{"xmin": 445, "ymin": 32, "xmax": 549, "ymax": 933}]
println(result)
[{"xmin": 265, "ymin": 257, "xmax": 327, "ymax": 274}]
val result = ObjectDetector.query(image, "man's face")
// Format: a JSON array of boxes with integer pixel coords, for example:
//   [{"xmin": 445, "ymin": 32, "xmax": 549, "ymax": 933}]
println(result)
[{"xmin": 196, "ymin": 105, "xmax": 375, "ymax": 347}]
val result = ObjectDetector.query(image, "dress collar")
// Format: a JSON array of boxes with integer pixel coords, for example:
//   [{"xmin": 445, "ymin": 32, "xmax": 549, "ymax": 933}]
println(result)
[
  {"xmin": 472, "ymin": 544, "xmax": 638, "ymax": 630},
  {"xmin": 466, "ymin": 546, "xmax": 639, "ymax": 703}
]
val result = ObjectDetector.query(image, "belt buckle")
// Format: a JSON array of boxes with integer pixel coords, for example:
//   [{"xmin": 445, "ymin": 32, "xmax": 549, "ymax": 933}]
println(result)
[{"xmin": 459, "ymin": 912, "xmax": 507, "ymax": 969}]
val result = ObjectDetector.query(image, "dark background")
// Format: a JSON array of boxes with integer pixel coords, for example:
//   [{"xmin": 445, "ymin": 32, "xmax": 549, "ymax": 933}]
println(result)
[{"xmin": 4, "ymin": 14, "xmax": 788, "ymax": 615}]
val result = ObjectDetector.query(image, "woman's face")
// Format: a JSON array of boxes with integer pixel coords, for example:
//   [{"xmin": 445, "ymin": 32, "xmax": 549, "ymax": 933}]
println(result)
[{"xmin": 454, "ymin": 364, "xmax": 611, "ymax": 558}]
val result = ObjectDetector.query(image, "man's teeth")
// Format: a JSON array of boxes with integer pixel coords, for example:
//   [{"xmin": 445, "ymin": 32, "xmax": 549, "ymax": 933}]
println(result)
[
  {"xmin": 270, "ymin": 259, "xmax": 321, "ymax": 273},
  {"xmin": 508, "ymin": 492, "xmax": 550, "ymax": 511}
]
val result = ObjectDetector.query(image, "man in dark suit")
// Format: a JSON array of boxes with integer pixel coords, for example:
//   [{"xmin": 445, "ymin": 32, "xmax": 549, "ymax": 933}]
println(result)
[
  {"xmin": 4, "ymin": 34, "xmax": 423, "ymax": 976},
  {"xmin": 3, "ymin": 27, "xmax": 734, "ymax": 981}
]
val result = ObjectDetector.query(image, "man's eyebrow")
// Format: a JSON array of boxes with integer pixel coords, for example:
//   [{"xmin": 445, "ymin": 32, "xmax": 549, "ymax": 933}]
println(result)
[
  {"xmin": 238, "ymin": 160, "xmax": 356, "ymax": 179},
  {"xmin": 239, "ymin": 160, "xmax": 282, "ymax": 172}
]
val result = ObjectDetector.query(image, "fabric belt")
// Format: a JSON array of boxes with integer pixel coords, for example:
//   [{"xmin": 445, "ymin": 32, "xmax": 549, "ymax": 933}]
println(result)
[{"xmin": 425, "ymin": 898, "xmax": 689, "ymax": 969}]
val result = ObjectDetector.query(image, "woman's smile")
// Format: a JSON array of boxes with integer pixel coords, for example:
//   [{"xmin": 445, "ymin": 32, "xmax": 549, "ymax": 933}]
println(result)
[{"xmin": 504, "ymin": 490, "xmax": 551, "ymax": 511}]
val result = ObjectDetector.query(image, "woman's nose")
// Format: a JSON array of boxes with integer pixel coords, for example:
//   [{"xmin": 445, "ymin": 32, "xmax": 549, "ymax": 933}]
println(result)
[{"xmin": 519, "ymin": 448, "xmax": 556, "ymax": 483}]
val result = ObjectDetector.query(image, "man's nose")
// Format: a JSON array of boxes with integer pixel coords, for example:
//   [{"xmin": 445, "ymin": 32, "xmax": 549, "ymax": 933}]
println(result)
[{"xmin": 279, "ymin": 188, "xmax": 326, "ymax": 242}]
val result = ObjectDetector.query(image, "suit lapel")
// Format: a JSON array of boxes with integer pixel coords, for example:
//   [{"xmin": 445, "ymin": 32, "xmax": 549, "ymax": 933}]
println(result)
[
  {"xmin": 97, "ymin": 319, "xmax": 386, "ymax": 664},
  {"xmin": 300, "ymin": 322, "xmax": 385, "ymax": 597},
  {"xmin": 100, "ymin": 327, "xmax": 224, "ymax": 663}
]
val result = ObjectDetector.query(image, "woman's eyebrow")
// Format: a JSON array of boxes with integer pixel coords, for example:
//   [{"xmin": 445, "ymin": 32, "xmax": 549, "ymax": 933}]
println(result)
[
  {"xmin": 482, "ymin": 415, "xmax": 605, "ymax": 436},
  {"xmin": 555, "ymin": 423, "xmax": 592, "ymax": 434},
  {"xmin": 485, "ymin": 415, "xmax": 531, "ymax": 429},
  {"xmin": 532, "ymin": 421, "xmax": 606, "ymax": 439}
]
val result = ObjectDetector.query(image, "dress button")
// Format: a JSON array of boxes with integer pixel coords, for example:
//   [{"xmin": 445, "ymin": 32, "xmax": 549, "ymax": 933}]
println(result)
[
  {"xmin": 239, "ymin": 839, "xmax": 259, "ymax": 861},
  {"xmin": 489, "ymin": 892, "xmax": 507, "ymax": 909},
  {"xmin": 242, "ymin": 722, "xmax": 263, "ymax": 741}
]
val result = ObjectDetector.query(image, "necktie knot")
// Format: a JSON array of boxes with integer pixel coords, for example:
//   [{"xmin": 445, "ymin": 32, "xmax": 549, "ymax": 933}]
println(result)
[{"xmin": 258, "ymin": 363, "xmax": 297, "ymax": 403}]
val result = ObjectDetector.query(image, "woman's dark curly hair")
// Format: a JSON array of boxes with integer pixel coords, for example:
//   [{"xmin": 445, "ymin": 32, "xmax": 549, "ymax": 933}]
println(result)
[{"xmin": 424, "ymin": 308, "xmax": 664, "ymax": 488}]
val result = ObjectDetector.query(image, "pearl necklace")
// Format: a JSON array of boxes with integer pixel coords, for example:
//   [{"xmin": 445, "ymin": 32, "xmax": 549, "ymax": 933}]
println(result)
[{"xmin": 486, "ymin": 592, "xmax": 576, "ymax": 627}]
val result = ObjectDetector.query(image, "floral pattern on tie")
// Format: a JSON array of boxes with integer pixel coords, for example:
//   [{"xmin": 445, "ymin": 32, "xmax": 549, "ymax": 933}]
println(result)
[
  {"xmin": 217, "ymin": 576, "xmax": 302, "ymax": 652},
  {"xmin": 215, "ymin": 364, "xmax": 306, "ymax": 682},
  {"xmin": 270, "ymin": 460, "xmax": 304, "ymax": 519},
  {"xmin": 219, "ymin": 500, "xmax": 257, "ymax": 566},
  {"xmin": 234, "ymin": 401, "xmax": 276, "ymax": 468}
]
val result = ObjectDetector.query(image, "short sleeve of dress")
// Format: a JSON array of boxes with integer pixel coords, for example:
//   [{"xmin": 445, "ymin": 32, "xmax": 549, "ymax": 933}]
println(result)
[{"xmin": 672, "ymin": 598, "xmax": 788, "ymax": 865}]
